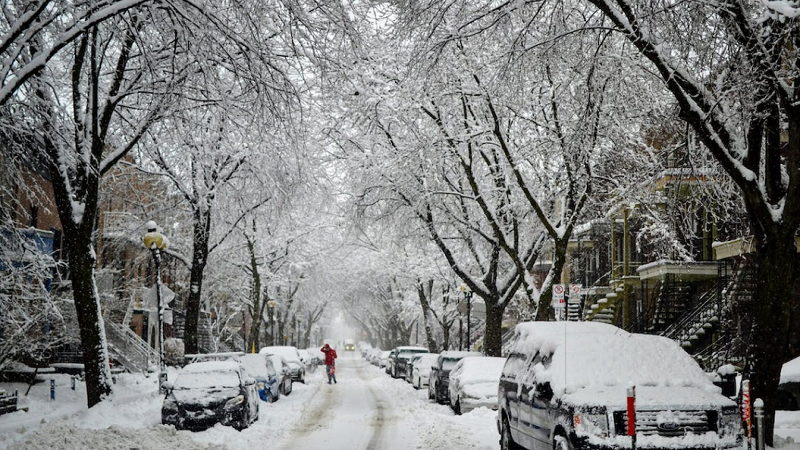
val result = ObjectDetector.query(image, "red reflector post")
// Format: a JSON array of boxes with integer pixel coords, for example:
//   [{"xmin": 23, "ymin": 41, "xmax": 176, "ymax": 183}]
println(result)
[{"xmin": 627, "ymin": 386, "xmax": 636, "ymax": 437}]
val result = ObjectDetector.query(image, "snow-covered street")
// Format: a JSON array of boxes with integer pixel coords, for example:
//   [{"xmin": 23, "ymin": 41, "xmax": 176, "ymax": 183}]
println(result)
[{"xmin": 1, "ymin": 352, "xmax": 499, "ymax": 450}]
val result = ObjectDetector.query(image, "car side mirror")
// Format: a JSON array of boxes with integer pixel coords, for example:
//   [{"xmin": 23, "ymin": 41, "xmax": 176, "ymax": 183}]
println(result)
[
  {"xmin": 163, "ymin": 381, "xmax": 173, "ymax": 391},
  {"xmin": 536, "ymin": 382, "xmax": 553, "ymax": 401},
  {"xmin": 245, "ymin": 377, "xmax": 256, "ymax": 386}
]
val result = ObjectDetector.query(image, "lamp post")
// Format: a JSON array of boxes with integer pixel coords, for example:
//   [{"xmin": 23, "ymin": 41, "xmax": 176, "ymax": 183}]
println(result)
[
  {"xmin": 143, "ymin": 221, "xmax": 169, "ymax": 393},
  {"xmin": 267, "ymin": 299, "xmax": 278, "ymax": 345},
  {"xmin": 459, "ymin": 284, "xmax": 472, "ymax": 351}
]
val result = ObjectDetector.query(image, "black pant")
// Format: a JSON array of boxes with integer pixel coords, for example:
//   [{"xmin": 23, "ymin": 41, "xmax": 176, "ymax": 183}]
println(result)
[{"xmin": 326, "ymin": 364, "xmax": 337, "ymax": 383}]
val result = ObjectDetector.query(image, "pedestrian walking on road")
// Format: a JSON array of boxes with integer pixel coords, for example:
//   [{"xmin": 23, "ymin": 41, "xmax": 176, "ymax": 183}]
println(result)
[{"xmin": 321, "ymin": 343, "xmax": 337, "ymax": 384}]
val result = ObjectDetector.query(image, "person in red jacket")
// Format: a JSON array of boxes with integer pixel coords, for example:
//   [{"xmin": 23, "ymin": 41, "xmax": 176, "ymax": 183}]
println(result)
[{"xmin": 321, "ymin": 343, "xmax": 338, "ymax": 384}]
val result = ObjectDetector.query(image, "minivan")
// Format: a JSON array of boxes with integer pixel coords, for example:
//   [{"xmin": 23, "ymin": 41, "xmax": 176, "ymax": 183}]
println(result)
[{"xmin": 498, "ymin": 322, "xmax": 741, "ymax": 450}]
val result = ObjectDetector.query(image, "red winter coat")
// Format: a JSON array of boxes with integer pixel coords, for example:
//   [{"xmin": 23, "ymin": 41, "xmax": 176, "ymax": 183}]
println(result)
[{"xmin": 321, "ymin": 346, "xmax": 337, "ymax": 365}]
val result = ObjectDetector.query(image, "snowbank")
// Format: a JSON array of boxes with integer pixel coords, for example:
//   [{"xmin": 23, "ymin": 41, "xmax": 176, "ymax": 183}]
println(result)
[
  {"xmin": 782, "ymin": 356, "xmax": 800, "ymax": 384},
  {"xmin": 1, "ymin": 367, "xmax": 323, "ymax": 450}
]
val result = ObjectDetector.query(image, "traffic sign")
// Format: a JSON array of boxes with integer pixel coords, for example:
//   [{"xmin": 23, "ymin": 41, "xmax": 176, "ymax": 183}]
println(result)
[
  {"xmin": 552, "ymin": 284, "xmax": 566, "ymax": 308},
  {"xmin": 569, "ymin": 284, "xmax": 582, "ymax": 298}
]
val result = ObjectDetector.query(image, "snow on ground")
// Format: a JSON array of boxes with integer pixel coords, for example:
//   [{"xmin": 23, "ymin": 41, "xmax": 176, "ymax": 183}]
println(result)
[
  {"xmin": 0, "ymin": 366, "xmax": 322, "ymax": 450},
  {"xmin": 1, "ymin": 354, "xmax": 499, "ymax": 450},
  {"xmin": 777, "ymin": 411, "xmax": 800, "ymax": 447}
]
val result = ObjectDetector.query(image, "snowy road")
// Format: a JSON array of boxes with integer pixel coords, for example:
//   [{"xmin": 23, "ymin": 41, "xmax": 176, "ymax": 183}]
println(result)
[
  {"xmin": 3, "ymin": 353, "xmax": 500, "ymax": 450},
  {"xmin": 275, "ymin": 354, "xmax": 407, "ymax": 450}
]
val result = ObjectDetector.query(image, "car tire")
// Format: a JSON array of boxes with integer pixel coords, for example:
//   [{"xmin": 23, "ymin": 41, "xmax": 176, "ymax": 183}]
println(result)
[
  {"xmin": 500, "ymin": 415, "xmax": 520, "ymax": 450},
  {"xmin": 414, "ymin": 377, "xmax": 419, "ymax": 390},
  {"xmin": 554, "ymin": 434, "xmax": 573, "ymax": 450},
  {"xmin": 428, "ymin": 384, "xmax": 435, "ymax": 400},
  {"xmin": 453, "ymin": 399, "xmax": 462, "ymax": 415}
]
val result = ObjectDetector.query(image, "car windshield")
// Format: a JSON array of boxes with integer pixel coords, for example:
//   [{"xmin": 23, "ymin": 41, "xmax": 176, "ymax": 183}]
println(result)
[
  {"xmin": 398, "ymin": 349, "xmax": 428, "ymax": 358},
  {"xmin": 175, "ymin": 369, "xmax": 240, "ymax": 390},
  {"xmin": 442, "ymin": 358, "xmax": 461, "ymax": 371}
]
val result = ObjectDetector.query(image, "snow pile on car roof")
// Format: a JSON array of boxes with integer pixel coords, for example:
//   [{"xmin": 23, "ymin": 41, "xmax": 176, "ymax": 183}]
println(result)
[
  {"xmin": 259, "ymin": 346, "xmax": 301, "ymax": 362},
  {"xmin": 509, "ymin": 322, "xmax": 716, "ymax": 396},
  {"xmin": 453, "ymin": 357, "xmax": 506, "ymax": 385},
  {"xmin": 440, "ymin": 351, "xmax": 481, "ymax": 359},
  {"xmin": 183, "ymin": 360, "xmax": 240, "ymax": 373},
  {"xmin": 238, "ymin": 354, "xmax": 268, "ymax": 378},
  {"xmin": 781, "ymin": 355, "xmax": 800, "ymax": 383}
]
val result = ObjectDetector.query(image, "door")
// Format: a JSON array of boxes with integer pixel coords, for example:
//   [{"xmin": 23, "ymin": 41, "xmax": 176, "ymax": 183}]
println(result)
[
  {"xmin": 526, "ymin": 352, "xmax": 555, "ymax": 450},
  {"xmin": 500, "ymin": 352, "xmax": 524, "ymax": 444}
]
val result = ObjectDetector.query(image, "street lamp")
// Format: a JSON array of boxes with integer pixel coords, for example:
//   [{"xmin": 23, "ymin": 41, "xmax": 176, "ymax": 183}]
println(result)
[
  {"xmin": 267, "ymin": 299, "xmax": 278, "ymax": 345},
  {"xmin": 143, "ymin": 221, "xmax": 169, "ymax": 393},
  {"xmin": 459, "ymin": 284, "xmax": 473, "ymax": 351}
]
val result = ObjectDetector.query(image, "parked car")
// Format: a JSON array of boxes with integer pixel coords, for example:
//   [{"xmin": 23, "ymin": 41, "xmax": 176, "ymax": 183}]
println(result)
[
  {"xmin": 259, "ymin": 346, "xmax": 306, "ymax": 383},
  {"xmin": 411, "ymin": 353, "xmax": 440, "ymax": 389},
  {"xmin": 405, "ymin": 354, "xmax": 424, "ymax": 383},
  {"xmin": 779, "ymin": 355, "xmax": 800, "ymax": 410},
  {"xmin": 367, "ymin": 348, "xmax": 383, "ymax": 366},
  {"xmin": 428, "ymin": 351, "xmax": 481, "ymax": 404},
  {"xmin": 161, "ymin": 360, "xmax": 259, "ymax": 431},
  {"xmin": 497, "ymin": 322, "xmax": 741, "ymax": 450},
  {"xmin": 267, "ymin": 354, "xmax": 293, "ymax": 396},
  {"xmin": 448, "ymin": 356, "xmax": 505, "ymax": 414},
  {"xmin": 386, "ymin": 349, "xmax": 398, "ymax": 374},
  {"xmin": 378, "ymin": 350, "xmax": 391, "ymax": 368},
  {"xmin": 389, "ymin": 346, "xmax": 429, "ymax": 379},
  {"xmin": 238, "ymin": 354, "xmax": 281, "ymax": 402}
]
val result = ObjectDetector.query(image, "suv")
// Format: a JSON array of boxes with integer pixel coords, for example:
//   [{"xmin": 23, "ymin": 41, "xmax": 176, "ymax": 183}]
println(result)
[
  {"xmin": 389, "ymin": 346, "xmax": 429, "ymax": 379},
  {"xmin": 428, "ymin": 351, "xmax": 481, "ymax": 404},
  {"xmin": 497, "ymin": 322, "xmax": 741, "ymax": 450}
]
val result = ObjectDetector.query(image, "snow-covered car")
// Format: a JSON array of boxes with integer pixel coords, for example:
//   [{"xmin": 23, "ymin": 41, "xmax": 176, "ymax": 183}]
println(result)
[
  {"xmin": 779, "ymin": 355, "xmax": 800, "ymax": 410},
  {"xmin": 238, "ymin": 354, "xmax": 281, "ymax": 402},
  {"xmin": 161, "ymin": 360, "xmax": 259, "ymax": 431},
  {"xmin": 411, "ymin": 353, "xmax": 440, "ymax": 389},
  {"xmin": 428, "ymin": 351, "xmax": 481, "ymax": 404},
  {"xmin": 448, "ymin": 356, "xmax": 505, "ymax": 414},
  {"xmin": 266, "ymin": 354, "xmax": 293, "ymax": 397},
  {"xmin": 405, "ymin": 354, "xmax": 424, "ymax": 383},
  {"xmin": 259, "ymin": 346, "xmax": 306, "ymax": 383},
  {"xmin": 389, "ymin": 346, "xmax": 429, "ymax": 379},
  {"xmin": 367, "ymin": 348, "xmax": 383, "ymax": 365},
  {"xmin": 498, "ymin": 322, "xmax": 741, "ymax": 450},
  {"xmin": 305, "ymin": 347, "xmax": 325, "ymax": 365},
  {"xmin": 378, "ymin": 350, "xmax": 391, "ymax": 368}
]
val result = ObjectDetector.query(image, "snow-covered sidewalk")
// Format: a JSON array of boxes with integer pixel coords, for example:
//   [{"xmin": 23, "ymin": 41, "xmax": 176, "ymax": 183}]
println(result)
[{"xmin": 1, "ymin": 367, "xmax": 323, "ymax": 450}]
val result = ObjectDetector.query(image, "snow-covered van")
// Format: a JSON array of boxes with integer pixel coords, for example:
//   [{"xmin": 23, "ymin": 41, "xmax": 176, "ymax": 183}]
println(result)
[{"xmin": 498, "ymin": 322, "xmax": 741, "ymax": 450}]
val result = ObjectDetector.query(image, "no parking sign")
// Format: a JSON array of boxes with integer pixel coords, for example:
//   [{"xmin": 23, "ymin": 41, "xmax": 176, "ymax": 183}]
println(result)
[{"xmin": 552, "ymin": 284, "xmax": 566, "ymax": 308}]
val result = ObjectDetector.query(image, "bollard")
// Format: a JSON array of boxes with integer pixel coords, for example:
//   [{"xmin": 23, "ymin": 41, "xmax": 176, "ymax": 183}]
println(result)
[
  {"xmin": 754, "ymin": 398, "xmax": 764, "ymax": 450},
  {"xmin": 71, "ymin": 376, "xmax": 76, "ymax": 390},
  {"xmin": 50, "ymin": 379, "xmax": 55, "ymax": 401},
  {"xmin": 627, "ymin": 386, "xmax": 637, "ymax": 450}
]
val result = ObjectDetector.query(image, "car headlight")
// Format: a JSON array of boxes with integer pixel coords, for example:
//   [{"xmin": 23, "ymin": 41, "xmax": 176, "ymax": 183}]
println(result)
[
  {"xmin": 720, "ymin": 407, "xmax": 741, "ymax": 436},
  {"xmin": 574, "ymin": 408, "xmax": 609, "ymax": 437},
  {"xmin": 225, "ymin": 395, "xmax": 245, "ymax": 410},
  {"xmin": 257, "ymin": 382, "xmax": 265, "ymax": 389}
]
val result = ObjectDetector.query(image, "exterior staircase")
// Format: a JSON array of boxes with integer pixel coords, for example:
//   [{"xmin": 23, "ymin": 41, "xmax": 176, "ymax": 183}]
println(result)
[
  {"xmin": 659, "ymin": 288, "xmax": 719, "ymax": 350},
  {"xmin": 104, "ymin": 320, "xmax": 159, "ymax": 374}
]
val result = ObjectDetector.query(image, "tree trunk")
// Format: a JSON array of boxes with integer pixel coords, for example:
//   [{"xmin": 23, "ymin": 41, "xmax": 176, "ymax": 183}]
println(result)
[
  {"xmin": 535, "ymin": 238, "xmax": 569, "ymax": 321},
  {"xmin": 67, "ymin": 236, "xmax": 114, "ymax": 407},
  {"xmin": 184, "ymin": 212, "xmax": 210, "ymax": 354},
  {"xmin": 416, "ymin": 281, "xmax": 438, "ymax": 351},
  {"xmin": 483, "ymin": 301, "xmax": 504, "ymax": 356},
  {"xmin": 747, "ymin": 232, "xmax": 799, "ymax": 445},
  {"xmin": 441, "ymin": 322, "xmax": 450, "ymax": 351}
]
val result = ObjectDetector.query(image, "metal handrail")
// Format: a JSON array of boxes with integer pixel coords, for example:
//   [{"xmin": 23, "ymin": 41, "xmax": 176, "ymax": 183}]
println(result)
[{"xmin": 659, "ymin": 288, "xmax": 717, "ymax": 340}]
